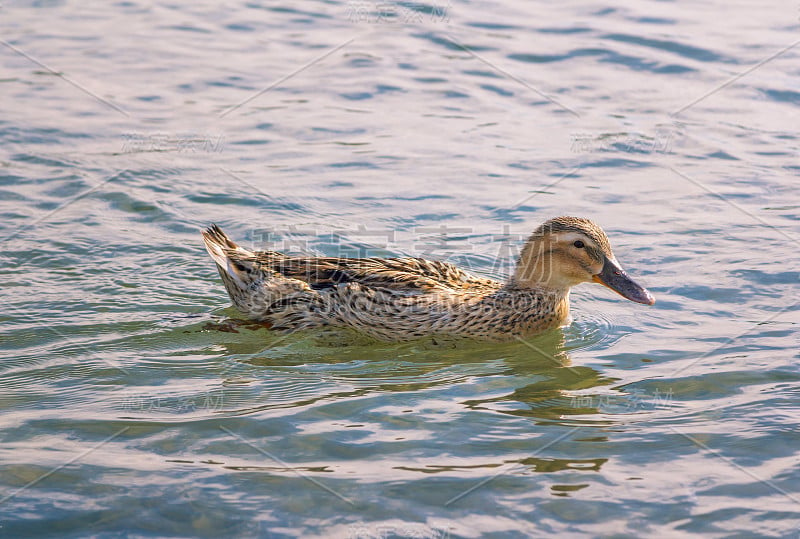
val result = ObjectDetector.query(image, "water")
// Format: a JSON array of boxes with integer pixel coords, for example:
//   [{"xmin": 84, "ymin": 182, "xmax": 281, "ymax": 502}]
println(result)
[{"xmin": 1, "ymin": 0, "xmax": 799, "ymax": 537}]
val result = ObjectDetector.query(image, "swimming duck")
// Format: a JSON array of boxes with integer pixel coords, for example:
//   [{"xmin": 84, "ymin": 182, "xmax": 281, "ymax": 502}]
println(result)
[{"xmin": 202, "ymin": 217, "xmax": 654, "ymax": 341}]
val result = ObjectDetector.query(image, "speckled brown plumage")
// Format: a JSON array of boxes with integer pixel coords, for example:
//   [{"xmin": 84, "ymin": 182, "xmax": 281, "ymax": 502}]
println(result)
[{"xmin": 202, "ymin": 217, "xmax": 654, "ymax": 341}]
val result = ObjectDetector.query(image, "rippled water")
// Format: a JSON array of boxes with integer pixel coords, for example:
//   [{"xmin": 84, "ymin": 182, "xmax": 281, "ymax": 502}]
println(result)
[{"xmin": 2, "ymin": 1, "xmax": 799, "ymax": 537}]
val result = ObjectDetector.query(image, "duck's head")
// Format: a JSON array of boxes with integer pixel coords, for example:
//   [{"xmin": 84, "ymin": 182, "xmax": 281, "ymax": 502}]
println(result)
[{"xmin": 512, "ymin": 216, "xmax": 655, "ymax": 305}]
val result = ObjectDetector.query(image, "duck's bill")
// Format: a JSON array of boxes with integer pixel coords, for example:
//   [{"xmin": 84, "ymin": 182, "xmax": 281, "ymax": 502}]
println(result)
[{"xmin": 592, "ymin": 256, "xmax": 655, "ymax": 305}]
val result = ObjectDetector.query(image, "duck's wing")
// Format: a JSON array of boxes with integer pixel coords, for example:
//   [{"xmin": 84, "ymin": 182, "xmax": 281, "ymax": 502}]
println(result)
[{"xmin": 254, "ymin": 253, "xmax": 501, "ymax": 293}]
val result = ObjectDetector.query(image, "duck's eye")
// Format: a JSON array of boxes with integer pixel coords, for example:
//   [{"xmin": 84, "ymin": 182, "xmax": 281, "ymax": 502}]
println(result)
[{"xmin": 573, "ymin": 240, "xmax": 585, "ymax": 249}]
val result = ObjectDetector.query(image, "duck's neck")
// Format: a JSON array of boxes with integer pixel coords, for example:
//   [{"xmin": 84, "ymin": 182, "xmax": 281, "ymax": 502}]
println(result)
[{"xmin": 501, "ymin": 281, "xmax": 572, "ymax": 334}]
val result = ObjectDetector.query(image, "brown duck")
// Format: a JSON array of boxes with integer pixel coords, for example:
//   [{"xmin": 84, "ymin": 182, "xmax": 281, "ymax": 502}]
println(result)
[{"xmin": 202, "ymin": 216, "xmax": 654, "ymax": 341}]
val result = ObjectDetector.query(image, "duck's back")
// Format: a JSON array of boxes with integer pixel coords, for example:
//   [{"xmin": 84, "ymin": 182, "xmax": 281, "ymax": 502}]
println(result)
[{"xmin": 256, "ymin": 252, "xmax": 501, "ymax": 295}]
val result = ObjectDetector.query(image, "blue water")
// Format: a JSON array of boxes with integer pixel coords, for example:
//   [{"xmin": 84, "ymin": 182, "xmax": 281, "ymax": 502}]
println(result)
[{"xmin": 2, "ymin": 1, "xmax": 799, "ymax": 537}]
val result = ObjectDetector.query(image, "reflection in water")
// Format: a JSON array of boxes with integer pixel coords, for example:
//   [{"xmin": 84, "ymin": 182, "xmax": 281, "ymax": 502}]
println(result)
[
  {"xmin": 192, "ymin": 319, "xmax": 624, "ymax": 430},
  {"xmin": 395, "ymin": 456, "xmax": 607, "ymax": 475},
  {"xmin": 460, "ymin": 330, "xmax": 621, "ymax": 424},
  {"xmin": 190, "ymin": 321, "xmax": 621, "ymax": 491}
]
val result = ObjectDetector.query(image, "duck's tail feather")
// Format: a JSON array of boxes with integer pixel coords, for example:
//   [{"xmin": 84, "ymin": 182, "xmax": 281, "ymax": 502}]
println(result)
[
  {"xmin": 202, "ymin": 224, "xmax": 316, "ymax": 321},
  {"xmin": 201, "ymin": 224, "xmax": 256, "ymax": 290}
]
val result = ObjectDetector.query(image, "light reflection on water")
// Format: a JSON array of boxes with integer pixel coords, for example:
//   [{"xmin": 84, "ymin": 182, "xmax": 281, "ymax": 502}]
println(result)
[{"xmin": 1, "ymin": 0, "xmax": 799, "ymax": 536}]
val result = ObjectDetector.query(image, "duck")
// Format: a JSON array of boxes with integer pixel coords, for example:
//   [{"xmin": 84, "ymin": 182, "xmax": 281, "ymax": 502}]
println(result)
[{"xmin": 201, "ymin": 216, "xmax": 654, "ymax": 342}]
